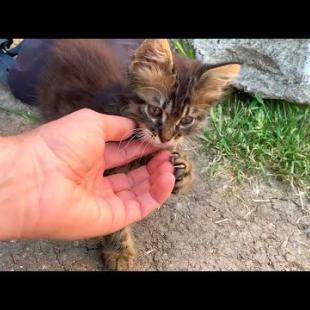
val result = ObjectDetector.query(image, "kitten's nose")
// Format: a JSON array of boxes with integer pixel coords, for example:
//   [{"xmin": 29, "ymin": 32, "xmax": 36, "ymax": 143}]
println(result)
[
  {"xmin": 159, "ymin": 133, "xmax": 173, "ymax": 143},
  {"xmin": 159, "ymin": 125, "xmax": 174, "ymax": 144}
]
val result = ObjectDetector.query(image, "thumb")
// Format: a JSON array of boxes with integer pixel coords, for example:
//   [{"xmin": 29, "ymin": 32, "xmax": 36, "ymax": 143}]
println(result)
[{"xmin": 101, "ymin": 114, "xmax": 136, "ymax": 142}]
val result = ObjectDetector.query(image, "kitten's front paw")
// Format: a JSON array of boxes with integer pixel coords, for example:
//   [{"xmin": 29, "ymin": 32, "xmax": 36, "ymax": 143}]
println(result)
[
  {"xmin": 171, "ymin": 152, "xmax": 193, "ymax": 194},
  {"xmin": 102, "ymin": 249, "xmax": 135, "ymax": 271}
]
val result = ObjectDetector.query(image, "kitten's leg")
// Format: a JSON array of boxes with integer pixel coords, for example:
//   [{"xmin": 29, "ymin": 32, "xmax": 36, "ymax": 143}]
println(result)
[
  {"xmin": 171, "ymin": 151, "xmax": 193, "ymax": 194},
  {"xmin": 102, "ymin": 226, "xmax": 136, "ymax": 271}
]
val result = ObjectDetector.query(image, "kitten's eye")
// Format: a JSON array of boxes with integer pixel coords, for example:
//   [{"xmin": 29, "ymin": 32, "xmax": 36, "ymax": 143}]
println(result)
[
  {"xmin": 147, "ymin": 105, "xmax": 162, "ymax": 118},
  {"xmin": 180, "ymin": 116, "xmax": 194, "ymax": 127}
]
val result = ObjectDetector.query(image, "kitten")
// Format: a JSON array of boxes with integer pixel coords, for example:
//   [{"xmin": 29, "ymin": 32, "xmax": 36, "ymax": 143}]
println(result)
[{"xmin": 34, "ymin": 39, "xmax": 241, "ymax": 270}]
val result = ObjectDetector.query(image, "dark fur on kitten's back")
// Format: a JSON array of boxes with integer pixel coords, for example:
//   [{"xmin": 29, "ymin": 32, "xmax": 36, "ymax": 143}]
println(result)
[
  {"xmin": 38, "ymin": 39, "xmax": 128, "ymax": 119},
  {"xmin": 35, "ymin": 39, "xmax": 241, "ymax": 270}
]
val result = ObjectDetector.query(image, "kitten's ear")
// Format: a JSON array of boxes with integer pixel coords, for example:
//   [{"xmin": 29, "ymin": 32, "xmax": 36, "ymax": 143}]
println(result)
[
  {"xmin": 195, "ymin": 63, "xmax": 241, "ymax": 106},
  {"xmin": 132, "ymin": 39, "xmax": 173, "ymax": 71},
  {"xmin": 128, "ymin": 39, "xmax": 175, "ymax": 99}
]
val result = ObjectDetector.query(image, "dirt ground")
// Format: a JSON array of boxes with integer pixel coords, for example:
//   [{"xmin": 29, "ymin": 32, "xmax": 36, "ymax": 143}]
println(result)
[{"xmin": 0, "ymin": 83, "xmax": 309, "ymax": 271}]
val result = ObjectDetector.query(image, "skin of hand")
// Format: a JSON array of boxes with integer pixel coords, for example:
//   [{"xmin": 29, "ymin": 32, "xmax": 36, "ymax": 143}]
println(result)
[{"xmin": 0, "ymin": 109, "xmax": 175, "ymax": 240}]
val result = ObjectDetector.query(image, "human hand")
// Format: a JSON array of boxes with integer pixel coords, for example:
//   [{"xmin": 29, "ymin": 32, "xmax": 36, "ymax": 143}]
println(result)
[{"xmin": 0, "ymin": 109, "xmax": 175, "ymax": 240}]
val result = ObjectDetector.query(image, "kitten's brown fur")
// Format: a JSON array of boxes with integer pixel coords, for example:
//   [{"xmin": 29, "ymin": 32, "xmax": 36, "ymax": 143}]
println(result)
[
  {"xmin": 35, "ymin": 39, "xmax": 240, "ymax": 270},
  {"xmin": 38, "ymin": 39, "xmax": 125, "ymax": 120}
]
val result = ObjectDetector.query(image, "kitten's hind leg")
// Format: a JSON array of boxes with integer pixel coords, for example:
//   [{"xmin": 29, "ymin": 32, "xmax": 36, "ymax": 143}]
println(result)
[{"xmin": 102, "ymin": 226, "xmax": 136, "ymax": 271}]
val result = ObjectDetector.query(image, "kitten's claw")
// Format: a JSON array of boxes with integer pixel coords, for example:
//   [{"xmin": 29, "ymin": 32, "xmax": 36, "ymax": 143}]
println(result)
[
  {"xmin": 171, "ymin": 152, "xmax": 192, "ymax": 193},
  {"xmin": 170, "ymin": 152, "xmax": 180, "ymax": 162}
]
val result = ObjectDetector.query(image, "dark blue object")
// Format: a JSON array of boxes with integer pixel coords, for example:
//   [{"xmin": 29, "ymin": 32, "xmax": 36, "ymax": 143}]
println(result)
[
  {"xmin": 7, "ymin": 39, "xmax": 55, "ymax": 104},
  {"xmin": 0, "ymin": 39, "xmax": 15, "ymax": 84}
]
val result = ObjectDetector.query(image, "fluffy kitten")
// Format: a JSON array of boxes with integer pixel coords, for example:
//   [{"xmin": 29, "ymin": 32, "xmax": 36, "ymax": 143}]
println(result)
[{"xmin": 34, "ymin": 39, "xmax": 241, "ymax": 270}]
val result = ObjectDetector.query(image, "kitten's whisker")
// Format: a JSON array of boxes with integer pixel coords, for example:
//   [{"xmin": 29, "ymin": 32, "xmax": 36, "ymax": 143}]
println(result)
[
  {"xmin": 123, "ymin": 132, "xmax": 139, "ymax": 150},
  {"xmin": 117, "ymin": 128, "xmax": 151, "ymax": 158},
  {"xmin": 141, "ymin": 140, "xmax": 151, "ymax": 158},
  {"xmin": 137, "ymin": 129, "xmax": 150, "ymax": 142},
  {"xmin": 138, "ymin": 130, "xmax": 154, "ymax": 158},
  {"xmin": 134, "ymin": 137, "xmax": 148, "ymax": 163},
  {"xmin": 116, "ymin": 128, "xmax": 140, "ymax": 153}
]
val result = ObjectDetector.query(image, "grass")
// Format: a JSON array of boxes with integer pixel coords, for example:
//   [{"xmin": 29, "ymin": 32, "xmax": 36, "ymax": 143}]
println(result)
[
  {"xmin": 201, "ymin": 93, "xmax": 310, "ymax": 193},
  {"xmin": 172, "ymin": 39, "xmax": 310, "ymax": 194},
  {"xmin": 171, "ymin": 39, "xmax": 196, "ymax": 59},
  {"xmin": 0, "ymin": 106, "xmax": 41, "ymax": 123}
]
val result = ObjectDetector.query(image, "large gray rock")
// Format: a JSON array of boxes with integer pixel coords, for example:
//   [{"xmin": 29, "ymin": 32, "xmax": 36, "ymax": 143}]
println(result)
[{"xmin": 193, "ymin": 39, "xmax": 310, "ymax": 104}]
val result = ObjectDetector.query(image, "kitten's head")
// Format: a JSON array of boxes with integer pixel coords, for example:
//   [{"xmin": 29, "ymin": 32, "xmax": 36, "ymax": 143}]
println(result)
[{"xmin": 126, "ymin": 39, "xmax": 241, "ymax": 148}]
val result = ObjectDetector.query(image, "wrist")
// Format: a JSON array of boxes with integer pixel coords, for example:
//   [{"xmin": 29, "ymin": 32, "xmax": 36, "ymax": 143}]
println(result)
[{"xmin": 0, "ymin": 134, "xmax": 40, "ymax": 240}]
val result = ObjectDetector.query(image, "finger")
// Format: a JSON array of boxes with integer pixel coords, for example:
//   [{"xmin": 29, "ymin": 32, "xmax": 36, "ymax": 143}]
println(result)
[
  {"xmin": 107, "ymin": 172, "xmax": 134, "ymax": 193},
  {"xmin": 113, "ymin": 161, "xmax": 174, "ymax": 201},
  {"xmin": 129, "ymin": 172, "xmax": 175, "ymax": 220},
  {"xmin": 113, "ymin": 171, "xmax": 175, "ymax": 227},
  {"xmin": 116, "ymin": 190, "xmax": 136, "ymax": 202},
  {"xmin": 147, "ymin": 150, "xmax": 172, "ymax": 174},
  {"xmin": 101, "ymin": 114, "xmax": 136, "ymax": 142},
  {"xmin": 148, "ymin": 172, "xmax": 175, "ymax": 206},
  {"xmin": 131, "ymin": 161, "xmax": 174, "ymax": 196},
  {"xmin": 106, "ymin": 150, "xmax": 173, "ymax": 191},
  {"xmin": 149, "ymin": 161, "xmax": 174, "ymax": 184},
  {"xmin": 104, "ymin": 140, "xmax": 158, "ymax": 170}
]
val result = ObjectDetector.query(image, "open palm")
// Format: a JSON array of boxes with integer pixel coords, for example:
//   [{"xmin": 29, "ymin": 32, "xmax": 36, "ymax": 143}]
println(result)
[{"xmin": 23, "ymin": 109, "xmax": 175, "ymax": 240}]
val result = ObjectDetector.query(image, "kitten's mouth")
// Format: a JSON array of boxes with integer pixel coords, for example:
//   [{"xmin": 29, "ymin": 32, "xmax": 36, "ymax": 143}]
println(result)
[{"xmin": 135, "ymin": 122, "xmax": 179, "ymax": 149}]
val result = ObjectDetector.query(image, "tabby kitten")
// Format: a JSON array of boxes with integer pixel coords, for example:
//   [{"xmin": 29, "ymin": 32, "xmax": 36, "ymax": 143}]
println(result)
[{"xmin": 36, "ymin": 39, "xmax": 241, "ymax": 270}]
